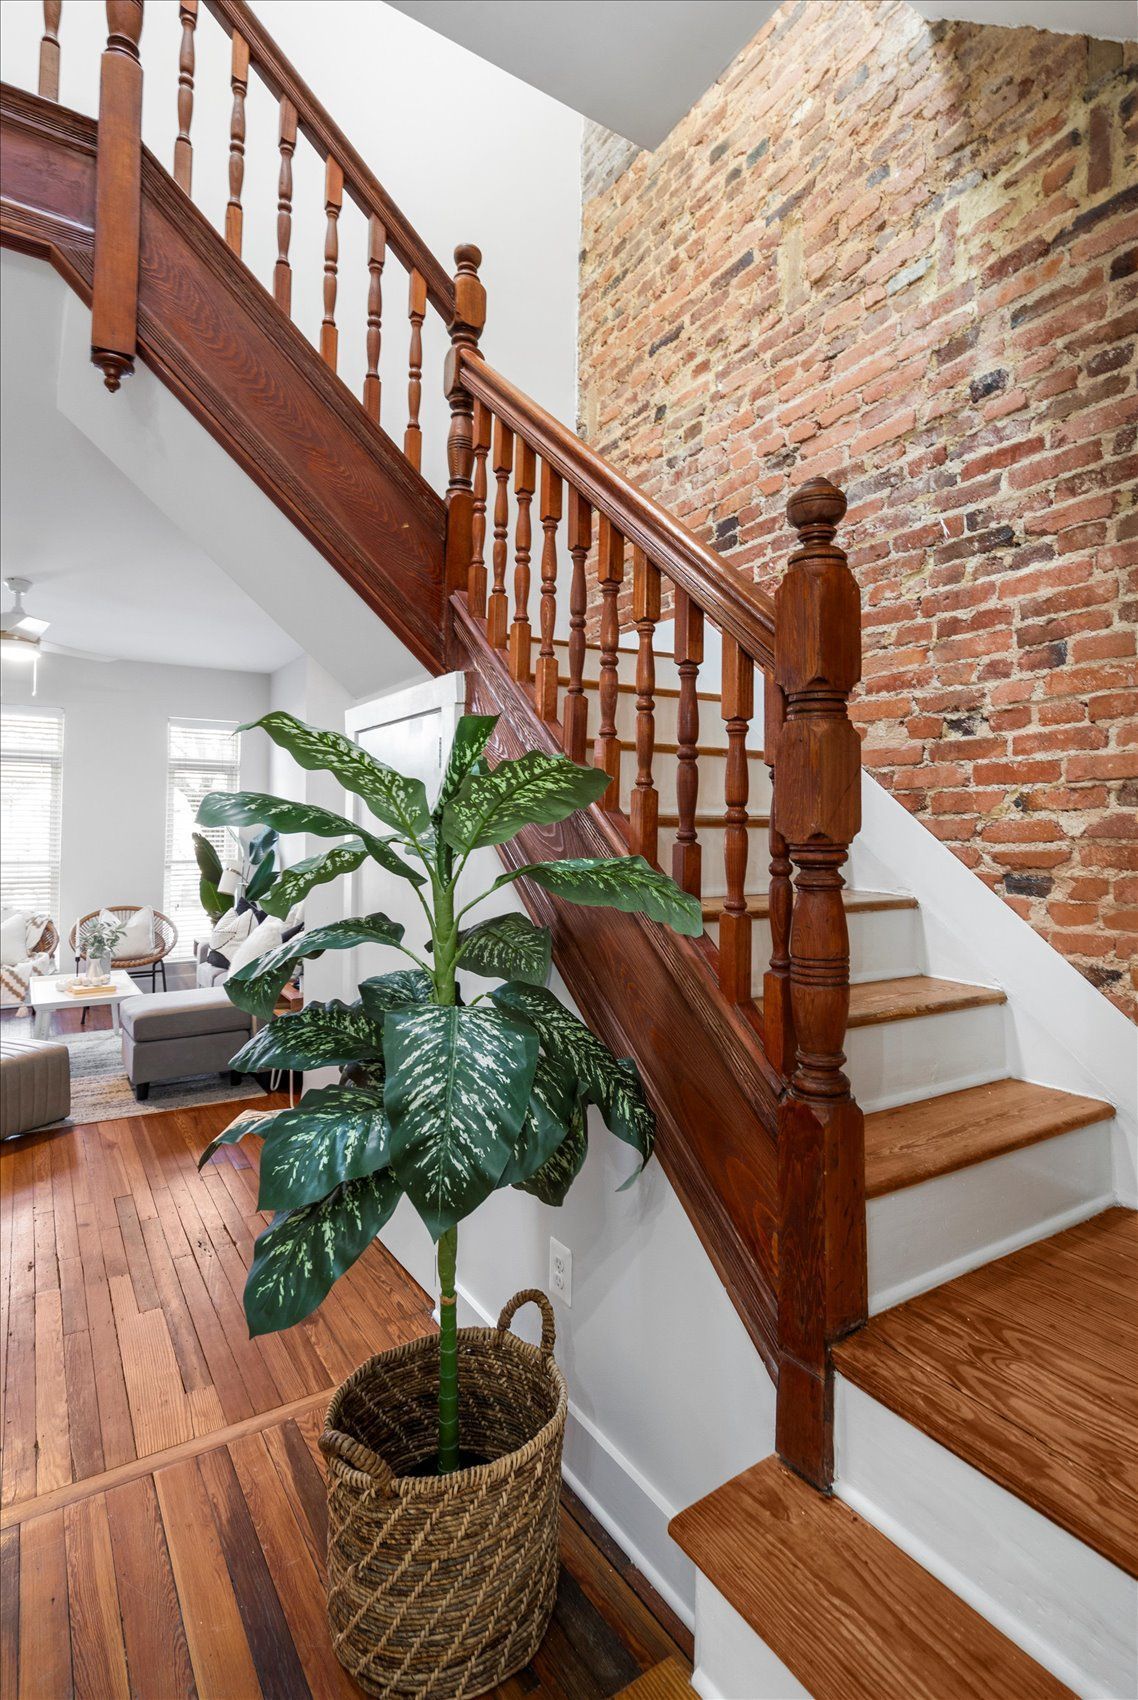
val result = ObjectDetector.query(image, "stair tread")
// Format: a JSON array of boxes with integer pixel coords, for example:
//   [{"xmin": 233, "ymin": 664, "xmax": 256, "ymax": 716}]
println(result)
[
  {"xmin": 616, "ymin": 740, "xmax": 741, "ymax": 757},
  {"xmin": 866, "ymin": 1077, "xmax": 1115, "ymax": 1198},
  {"xmin": 658, "ymin": 812, "xmax": 770, "ymax": 828},
  {"xmin": 834, "ymin": 1207, "xmax": 1138, "ymax": 1576},
  {"xmin": 846, "ymin": 974, "xmax": 1005, "ymax": 1027},
  {"xmin": 703, "ymin": 888, "xmax": 915, "ymax": 921},
  {"xmin": 669, "ymin": 1456, "xmax": 1074, "ymax": 1700},
  {"xmin": 558, "ymin": 674, "xmax": 717, "ymax": 701},
  {"xmin": 613, "ymin": 1658, "xmax": 697, "ymax": 1699}
]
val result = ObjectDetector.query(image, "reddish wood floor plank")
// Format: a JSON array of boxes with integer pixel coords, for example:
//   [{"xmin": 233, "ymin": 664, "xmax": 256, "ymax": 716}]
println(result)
[
  {"xmin": 64, "ymin": 1492, "xmax": 131, "ymax": 1700},
  {"xmin": 106, "ymin": 1473, "xmax": 197, "ymax": 1700},
  {"xmin": 18, "ymin": 1509, "xmax": 73, "ymax": 1700}
]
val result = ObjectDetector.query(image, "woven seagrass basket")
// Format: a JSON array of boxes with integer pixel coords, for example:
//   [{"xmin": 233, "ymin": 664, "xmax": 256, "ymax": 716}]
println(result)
[{"xmin": 319, "ymin": 1289, "xmax": 567, "ymax": 1700}]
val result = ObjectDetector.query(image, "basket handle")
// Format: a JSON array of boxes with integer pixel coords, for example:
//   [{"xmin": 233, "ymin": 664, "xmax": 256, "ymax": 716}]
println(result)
[
  {"xmin": 496, "ymin": 1288, "xmax": 556, "ymax": 1357},
  {"xmin": 318, "ymin": 1427, "xmax": 397, "ymax": 1493}
]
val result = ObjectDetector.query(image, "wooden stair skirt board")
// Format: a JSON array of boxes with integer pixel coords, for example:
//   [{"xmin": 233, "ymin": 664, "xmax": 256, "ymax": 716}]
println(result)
[
  {"xmin": 834, "ymin": 1208, "xmax": 1138, "ymax": 1579},
  {"xmin": 669, "ymin": 1458, "xmax": 1076, "ymax": 1700}
]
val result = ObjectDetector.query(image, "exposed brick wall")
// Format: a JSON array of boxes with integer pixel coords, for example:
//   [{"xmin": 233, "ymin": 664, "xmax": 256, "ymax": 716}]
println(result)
[{"xmin": 578, "ymin": 0, "xmax": 1138, "ymax": 1017}]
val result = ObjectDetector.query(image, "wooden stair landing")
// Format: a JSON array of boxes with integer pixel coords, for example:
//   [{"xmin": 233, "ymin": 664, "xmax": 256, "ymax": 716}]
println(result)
[
  {"xmin": 834, "ymin": 1208, "xmax": 1138, "ymax": 1575},
  {"xmin": 669, "ymin": 1457, "xmax": 1073, "ymax": 1699}
]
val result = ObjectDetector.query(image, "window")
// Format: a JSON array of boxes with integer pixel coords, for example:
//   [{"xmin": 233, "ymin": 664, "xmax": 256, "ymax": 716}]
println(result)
[
  {"xmin": 164, "ymin": 718, "xmax": 241, "ymax": 951},
  {"xmin": 0, "ymin": 707, "xmax": 64, "ymax": 917}
]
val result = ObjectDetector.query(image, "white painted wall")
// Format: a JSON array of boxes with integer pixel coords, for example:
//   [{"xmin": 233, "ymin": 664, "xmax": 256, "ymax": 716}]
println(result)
[{"xmin": 3, "ymin": 651, "xmax": 269, "ymax": 955}]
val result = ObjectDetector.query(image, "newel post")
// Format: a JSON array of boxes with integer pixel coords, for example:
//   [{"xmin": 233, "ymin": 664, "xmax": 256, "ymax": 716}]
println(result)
[
  {"xmin": 91, "ymin": 0, "xmax": 144, "ymax": 392},
  {"xmin": 444, "ymin": 244, "xmax": 487, "ymax": 598},
  {"xmin": 773, "ymin": 476, "xmax": 867, "ymax": 1489}
]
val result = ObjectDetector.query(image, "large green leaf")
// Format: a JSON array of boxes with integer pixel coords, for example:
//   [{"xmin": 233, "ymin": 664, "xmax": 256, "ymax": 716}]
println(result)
[
  {"xmin": 193, "ymin": 831, "xmax": 224, "ymax": 886},
  {"xmin": 358, "ymin": 968, "xmax": 434, "ymax": 1023},
  {"xmin": 225, "ymin": 912, "xmax": 405, "ymax": 1021},
  {"xmin": 241, "ymin": 713, "xmax": 431, "ymax": 839},
  {"xmin": 244, "ymin": 1169, "xmax": 401, "ymax": 1335},
  {"xmin": 257, "ymin": 1084, "xmax": 390, "ymax": 1211},
  {"xmin": 231, "ymin": 1000, "xmax": 382, "ymax": 1073},
  {"xmin": 500, "ymin": 1049, "xmax": 578, "ymax": 1187},
  {"xmin": 258, "ymin": 841, "xmax": 371, "ymax": 920},
  {"xmin": 196, "ymin": 790, "xmax": 422, "ymax": 887},
  {"xmin": 199, "ymin": 876, "xmax": 233, "ymax": 923},
  {"xmin": 457, "ymin": 913, "xmax": 551, "ymax": 986},
  {"xmin": 244, "ymin": 847, "xmax": 277, "ymax": 904},
  {"xmin": 491, "ymin": 982, "xmax": 655, "ymax": 1172},
  {"xmin": 498, "ymin": 856, "xmax": 703, "ymax": 937},
  {"xmin": 384, "ymin": 1005, "xmax": 539, "ymax": 1238},
  {"xmin": 514, "ymin": 1105, "xmax": 588, "ymax": 1206},
  {"xmin": 197, "ymin": 1105, "xmax": 279, "ymax": 1170},
  {"xmin": 441, "ymin": 751, "xmax": 612, "ymax": 852},
  {"xmin": 435, "ymin": 715, "xmax": 498, "ymax": 814}
]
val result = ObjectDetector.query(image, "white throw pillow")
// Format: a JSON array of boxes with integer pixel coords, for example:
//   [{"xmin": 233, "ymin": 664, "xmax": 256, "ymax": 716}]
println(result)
[
  {"xmin": 0, "ymin": 909, "xmax": 32, "ymax": 967},
  {"xmin": 208, "ymin": 906, "xmax": 254, "ymax": 959},
  {"xmin": 99, "ymin": 906, "xmax": 155, "ymax": 959},
  {"xmin": 225, "ymin": 914, "xmax": 283, "ymax": 978}
]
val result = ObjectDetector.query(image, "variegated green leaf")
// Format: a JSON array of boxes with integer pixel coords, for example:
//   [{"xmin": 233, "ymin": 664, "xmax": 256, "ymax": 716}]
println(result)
[
  {"xmin": 231, "ymin": 1000, "xmax": 382, "ymax": 1073},
  {"xmin": 225, "ymin": 913, "xmax": 405, "ymax": 1020},
  {"xmin": 497, "ymin": 856, "xmax": 703, "ymax": 937},
  {"xmin": 514, "ymin": 1104, "xmax": 588, "ymax": 1206},
  {"xmin": 240, "ymin": 713, "xmax": 431, "ymax": 838},
  {"xmin": 197, "ymin": 1106, "xmax": 279, "ymax": 1170},
  {"xmin": 384, "ymin": 1005, "xmax": 539, "ymax": 1238},
  {"xmin": 500, "ymin": 1049, "xmax": 579, "ymax": 1187},
  {"xmin": 244, "ymin": 1168, "xmax": 401, "ymax": 1336},
  {"xmin": 457, "ymin": 913, "xmax": 551, "ymax": 986},
  {"xmin": 441, "ymin": 751, "xmax": 611, "ymax": 852},
  {"xmin": 491, "ymin": 982, "xmax": 655, "ymax": 1172},
  {"xmin": 258, "ymin": 840, "xmax": 370, "ymax": 918},
  {"xmin": 196, "ymin": 790, "xmax": 422, "ymax": 885},
  {"xmin": 257, "ymin": 1084, "xmax": 390, "ymax": 1211},
  {"xmin": 244, "ymin": 847, "xmax": 277, "ymax": 903},
  {"xmin": 435, "ymin": 715, "xmax": 498, "ymax": 814},
  {"xmin": 358, "ymin": 968, "xmax": 434, "ymax": 1023}
]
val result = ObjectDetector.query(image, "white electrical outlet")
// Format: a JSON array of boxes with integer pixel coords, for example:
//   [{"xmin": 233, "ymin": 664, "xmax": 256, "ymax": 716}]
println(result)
[{"xmin": 549, "ymin": 1236, "xmax": 572, "ymax": 1306}]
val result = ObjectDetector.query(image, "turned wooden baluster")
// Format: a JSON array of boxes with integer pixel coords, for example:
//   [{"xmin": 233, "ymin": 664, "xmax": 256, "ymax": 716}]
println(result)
[
  {"xmin": 467, "ymin": 401, "xmax": 490, "ymax": 617},
  {"xmin": 273, "ymin": 97, "xmax": 297, "ymax": 313},
  {"xmin": 774, "ymin": 476, "xmax": 865, "ymax": 1491},
  {"xmin": 404, "ymin": 269, "xmax": 427, "ymax": 471},
  {"xmin": 173, "ymin": 0, "xmax": 196, "ymax": 192},
  {"xmin": 225, "ymin": 30, "xmax": 249, "ymax": 255},
  {"xmin": 509, "ymin": 440, "xmax": 537, "ymax": 681},
  {"xmin": 672, "ymin": 589, "xmax": 704, "ymax": 897},
  {"xmin": 487, "ymin": 419, "xmax": 513, "ymax": 649},
  {"xmin": 363, "ymin": 216, "xmax": 386, "ymax": 421},
  {"xmin": 320, "ymin": 157, "xmax": 343, "ymax": 370},
  {"xmin": 444, "ymin": 246, "xmax": 487, "ymax": 595},
  {"xmin": 38, "ymin": 1, "xmax": 62, "ymax": 100},
  {"xmin": 593, "ymin": 516, "xmax": 625, "ymax": 811},
  {"xmin": 90, "ymin": 0, "xmax": 144, "ymax": 392},
  {"xmin": 629, "ymin": 548, "xmax": 661, "ymax": 863},
  {"xmin": 763, "ymin": 673, "xmax": 794, "ymax": 1078},
  {"xmin": 534, "ymin": 463, "xmax": 562, "ymax": 720},
  {"xmin": 562, "ymin": 489, "xmax": 592, "ymax": 764},
  {"xmin": 719, "ymin": 637, "xmax": 754, "ymax": 1002}
]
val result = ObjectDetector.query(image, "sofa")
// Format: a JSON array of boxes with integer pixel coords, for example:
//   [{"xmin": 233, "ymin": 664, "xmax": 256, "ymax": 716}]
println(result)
[{"xmin": 119, "ymin": 987, "xmax": 255, "ymax": 1100}]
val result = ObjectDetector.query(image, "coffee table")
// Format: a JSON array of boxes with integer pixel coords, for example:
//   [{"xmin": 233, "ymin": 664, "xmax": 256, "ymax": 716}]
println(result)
[{"xmin": 28, "ymin": 970, "xmax": 140, "ymax": 1039}]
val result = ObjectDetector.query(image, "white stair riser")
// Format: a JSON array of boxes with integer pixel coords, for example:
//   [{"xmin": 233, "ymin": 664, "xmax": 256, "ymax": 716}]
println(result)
[
  {"xmin": 692, "ymin": 1572, "xmax": 810, "ymax": 1700},
  {"xmin": 553, "ymin": 643, "xmax": 683, "ymax": 690},
  {"xmin": 705, "ymin": 904, "xmax": 922, "ymax": 988},
  {"xmin": 835, "ymin": 1378, "xmax": 1137, "ymax": 1700},
  {"xmin": 867, "ymin": 1119, "xmax": 1117, "ymax": 1314},
  {"xmin": 847, "ymin": 1002, "xmax": 1007, "ymax": 1112},
  {"xmin": 618, "ymin": 752, "xmax": 773, "ymax": 816},
  {"xmin": 606, "ymin": 690, "xmax": 765, "ymax": 747}
]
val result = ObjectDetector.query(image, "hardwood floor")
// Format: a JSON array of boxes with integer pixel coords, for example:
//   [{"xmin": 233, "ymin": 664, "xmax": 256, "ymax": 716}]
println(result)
[
  {"xmin": 834, "ymin": 1207, "xmax": 1138, "ymax": 1576},
  {"xmin": 0, "ymin": 1103, "xmax": 691, "ymax": 1698}
]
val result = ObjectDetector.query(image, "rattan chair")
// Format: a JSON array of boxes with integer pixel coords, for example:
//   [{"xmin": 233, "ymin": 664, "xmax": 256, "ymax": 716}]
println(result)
[
  {"xmin": 0, "ymin": 916, "xmax": 58, "ymax": 1012},
  {"xmin": 70, "ymin": 907, "xmax": 178, "ymax": 993}
]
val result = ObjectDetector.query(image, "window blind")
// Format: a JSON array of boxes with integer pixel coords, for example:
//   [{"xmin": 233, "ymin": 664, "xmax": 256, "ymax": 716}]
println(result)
[
  {"xmin": 0, "ymin": 707, "xmax": 64, "ymax": 917},
  {"xmin": 164, "ymin": 718, "xmax": 241, "ymax": 952}
]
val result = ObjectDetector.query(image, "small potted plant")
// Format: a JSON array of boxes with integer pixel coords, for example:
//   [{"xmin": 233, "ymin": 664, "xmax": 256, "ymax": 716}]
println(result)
[
  {"xmin": 82, "ymin": 916, "xmax": 126, "ymax": 981},
  {"xmin": 197, "ymin": 710, "xmax": 701, "ymax": 1699}
]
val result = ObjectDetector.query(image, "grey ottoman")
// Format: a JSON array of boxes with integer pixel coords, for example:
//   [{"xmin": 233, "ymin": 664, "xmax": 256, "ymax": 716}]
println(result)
[
  {"xmin": 120, "ymin": 988, "xmax": 254, "ymax": 1101},
  {"xmin": 1, "ymin": 1033, "xmax": 71, "ymax": 1137}
]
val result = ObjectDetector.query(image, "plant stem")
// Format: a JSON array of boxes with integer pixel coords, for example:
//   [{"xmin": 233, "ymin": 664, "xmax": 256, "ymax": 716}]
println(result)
[
  {"xmin": 437, "ymin": 1224, "xmax": 460, "ymax": 1473},
  {"xmin": 432, "ymin": 877, "xmax": 458, "ymax": 1007}
]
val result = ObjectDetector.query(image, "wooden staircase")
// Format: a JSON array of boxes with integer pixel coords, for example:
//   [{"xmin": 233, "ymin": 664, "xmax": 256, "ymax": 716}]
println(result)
[{"xmin": 1, "ymin": 5, "xmax": 1131, "ymax": 1695}]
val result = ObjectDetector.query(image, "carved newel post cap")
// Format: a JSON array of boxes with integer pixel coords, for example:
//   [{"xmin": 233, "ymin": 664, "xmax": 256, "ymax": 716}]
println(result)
[
  {"xmin": 454, "ymin": 243, "xmax": 482, "ymax": 273},
  {"xmin": 787, "ymin": 476, "xmax": 847, "ymax": 535}
]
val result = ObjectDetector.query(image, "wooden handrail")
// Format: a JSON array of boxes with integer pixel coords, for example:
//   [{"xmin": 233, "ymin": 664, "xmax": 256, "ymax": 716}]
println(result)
[
  {"xmin": 458, "ymin": 353, "xmax": 777, "ymax": 672},
  {"xmin": 200, "ymin": 0, "xmax": 455, "ymax": 320}
]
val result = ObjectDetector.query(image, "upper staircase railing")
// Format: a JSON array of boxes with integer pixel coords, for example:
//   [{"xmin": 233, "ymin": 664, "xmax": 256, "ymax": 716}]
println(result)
[{"xmin": 9, "ymin": 0, "xmax": 867, "ymax": 1489}]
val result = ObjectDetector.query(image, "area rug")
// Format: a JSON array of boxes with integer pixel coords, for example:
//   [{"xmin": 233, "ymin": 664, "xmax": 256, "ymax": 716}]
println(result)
[{"xmin": 56, "ymin": 1030, "xmax": 266, "ymax": 1125}]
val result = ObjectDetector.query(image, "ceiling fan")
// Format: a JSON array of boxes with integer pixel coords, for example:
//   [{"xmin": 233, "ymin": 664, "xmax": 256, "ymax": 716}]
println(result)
[{"xmin": 0, "ymin": 578, "xmax": 114, "ymax": 664}]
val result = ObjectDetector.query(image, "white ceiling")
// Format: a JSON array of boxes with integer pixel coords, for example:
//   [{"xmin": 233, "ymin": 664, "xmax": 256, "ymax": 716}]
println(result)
[
  {"xmin": 386, "ymin": 0, "xmax": 1136, "ymax": 148},
  {"xmin": 0, "ymin": 253, "xmax": 303, "ymax": 674}
]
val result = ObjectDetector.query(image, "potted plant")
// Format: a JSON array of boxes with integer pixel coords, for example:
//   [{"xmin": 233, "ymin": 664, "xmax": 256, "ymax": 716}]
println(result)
[
  {"xmin": 81, "ymin": 916, "xmax": 126, "ymax": 981},
  {"xmin": 196, "ymin": 710, "xmax": 701, "ymax": 1699}
]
